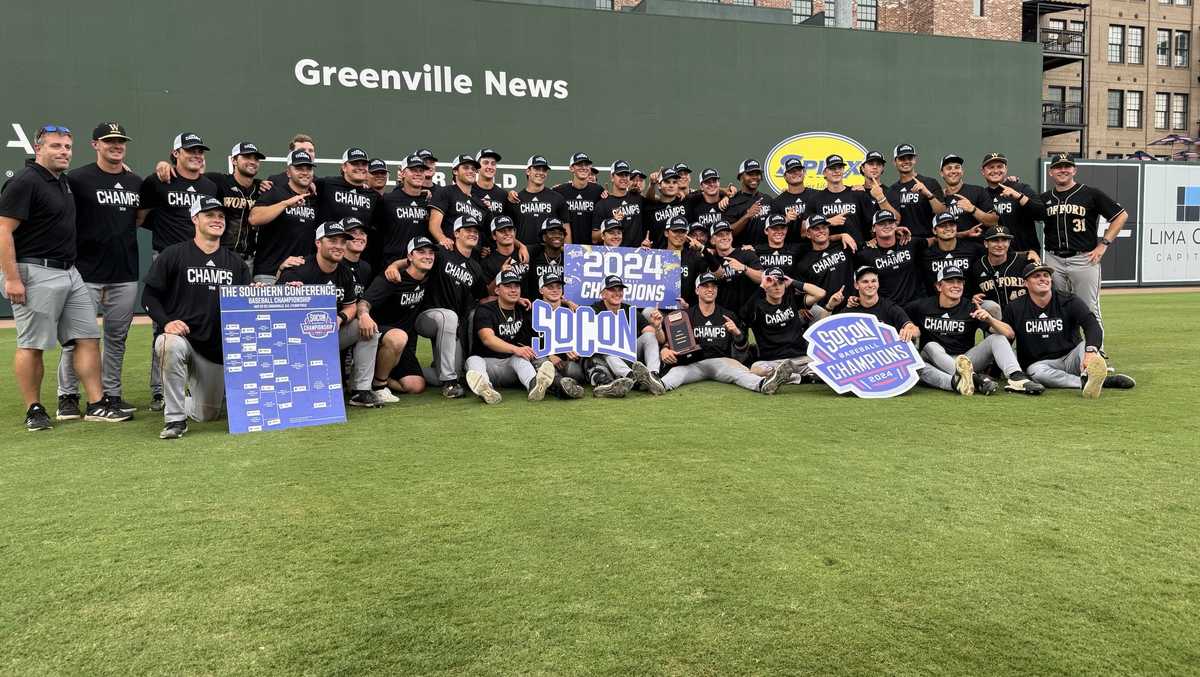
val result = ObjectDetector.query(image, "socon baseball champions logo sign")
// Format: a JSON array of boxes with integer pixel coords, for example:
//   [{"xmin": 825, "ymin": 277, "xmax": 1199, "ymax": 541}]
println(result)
[
  {"xmin": 803, "ymin": 313, "xmax": 925, "ymax": 398},
  {"xmin": 764, "ymin": 132, "xmax": 868, "ymax": 193}
]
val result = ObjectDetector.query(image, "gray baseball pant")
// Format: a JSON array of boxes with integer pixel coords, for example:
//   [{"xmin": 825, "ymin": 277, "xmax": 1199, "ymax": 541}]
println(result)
[
  {"xmin": 338, "ymin": 320, "xmax": 378, "ymax": 390},
  {"xmin": 148, "ymin": 251, "xmax": 163, "ymax": 398},
  {"xmin": 601, "ymin": 333, "xmax": 661, "ymax": 378},
  {"xmin": 1028, "ymin": 341, "xmax": 1088, "ymax": 389},
  {"xmin": 465, "ymin": 355, "xmax": 537, "ymax": 389},
  {"xmin": 1046, "ymin": 252, "xmax": 1102, "ymax": 338},
  {"xmin": 416, "ymin": 308, "xmax": 462, "ymax": 385},
  {"xmin": 662, "ymin": 357, "xmax": 763, "ymax": 392},
  {"xmin": 917, "ymin": 333, "xmax": 1021, "ymax": 391},
  {"xmin": 57, "ymin": 281, "xmax": 139, "ymax": 397},
  {"xmin": 751, "ymin": 357, "xmax": 813, "ymax": 384},
  {"xmin": 155, "ymin": 333, "xmax": 226, "ymax": 424}
]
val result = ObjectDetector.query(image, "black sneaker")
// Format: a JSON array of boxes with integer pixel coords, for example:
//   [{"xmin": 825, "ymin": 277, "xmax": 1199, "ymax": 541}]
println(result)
[
  {"xmin": 159, "ymin": 420, "xmax": 188, "ymax": 439},
  {"xmin": 588, "ymin": 366, "xmax": 613, "ymax": 387},
  {"xmin": 106, "ymin": 395, "xmax": 137, "ymax": 414},
  {"xmin": 1004, "ymin": 371, "xmax": 1045, "ymax": 396},
  {"xmin": 348, "ymin": 390, "xmax": 383, "ymax": 408},
  {"xmin": 973, "ymin": 374, "xmax": 999, "ymax": 396},
  {"xmin": 149, "ymin": 393, "xmax": 165, "ymax": 412},
  {"xmin": 630, "ymin": 361, "xmax": 666, "ymax": 396},
  {"xmin": 25, "ymin": 403, "xmax": 52, "ymax": 432},
  {"xmin": 83, "ymin": 399, "xmax": 134, "ymax": 423},
  {"xmin": 441, "ymin": 382, "xmax": 465, "ymax": 399},
  {"xmin": 1103, "ymin": 373, "xmax": 1136, "ymax": 389},
  {"xmin": 56, "ymin": 394, "xmax": 82, "ymax": 421}
]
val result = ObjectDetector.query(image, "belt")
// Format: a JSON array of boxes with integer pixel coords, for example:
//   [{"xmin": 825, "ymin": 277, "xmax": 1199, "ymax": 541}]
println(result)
[
  {"xmin": 1049, "ymin": 249, "xmax": 1081, "ymax": 258},
  {"xmin": 17, "ymin": 257, "xmax": 72, "ymax": 270}
]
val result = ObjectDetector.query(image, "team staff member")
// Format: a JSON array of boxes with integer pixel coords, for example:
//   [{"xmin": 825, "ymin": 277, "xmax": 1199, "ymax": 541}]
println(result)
[
  {"xmin": 980, "ymin": 152, "xmax": 1043, "ymax": 252},
  {"xmin": 592, "ymin": 161, "xmax": 645, "ymax": 247},
  {"xmin": 57, "ymin": 122, "xmax": 142, "ymax": 418},
  {"xmin": 685, "ymin": 168, "xmax": 727, "ymax": 232},
  {"xmin": 553, "ymin": 152, "xmax": 603, "ymax": 244},
  {"xmin": 938, "ymin": 153, "xmax": 997, "ymax": 233},
  {"xmin": 795, "ymin": 214, "xmax": 852, "ymax": 302},
  {"xmin": 429, "ymin": 154, "xmax": 490, "ymax": 249},
  {"xmin": 1, "ymin": 124, "xmax": 130, "ymax": 430},
  {"xmin": 770, "ymin": 157, "xmax": 817, "ymax": 243},
  {"xmin": 277, "ymin": 221, "xmax": 382, "ymax": 407},
  {"xmin": 725, "ymin": 159, "xmax": 773, "ymax": 246},
  {"xmin": 375, "ymin": 155, "xmax": 431, "ymax": 268},
  {"xmin": 804, "ymin": 154, "xmax": 878, "ymax": 247},
  {"xmin": 659, "ymin": 273, "xmax": 795, "ymax": 394},
  {"xmin": 973, "ymin": 225, "xmax": 1040, "ymax": 310},
  {"xmin": 142, "ymin": 197, "xmax": 250, "ymax": 439},
  {"xmin": 360, "ymin": 237, "xmax": 437, "ymax": 399},
  {"xmin": 886, "ymin": 143, "xmax": 946, "ymax": 239},
  {"xmin": 315, "ymin": 147, "xmax": 379, "ymax": 224},
  {"xmin": 508, "ymin": 155, "xmax": 568, "ymax": 246},
  {"xmin": 740, "ymin": 268, "xmax": 824, "ymax": 385},
  {"xmin": 154, "ymin": 141, "xmax": 267, "ymax": 258},
  {"xmin": 1036, "ymin": 153, "xmax": 1128, "ymax": 334},
  {"xmin": 1001, "ymin": 262, "xmax": 1135, "ymax": 398},
  {"xmin": 463, "ymin": 270, "xmax": 560, "ymax": 404},
  {"xmin": 855, "ymin": 210, "xmax": 928, "ymax": 306},
  {"xmin": 249, "ymin": 150, "xmax": 318, "ymax": 284}
]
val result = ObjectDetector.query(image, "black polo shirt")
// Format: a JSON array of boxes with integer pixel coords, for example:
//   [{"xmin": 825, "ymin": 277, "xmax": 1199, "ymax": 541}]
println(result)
[{"xmin": 0, "ymin": 160, "xmax": 77, "ymax": 262}]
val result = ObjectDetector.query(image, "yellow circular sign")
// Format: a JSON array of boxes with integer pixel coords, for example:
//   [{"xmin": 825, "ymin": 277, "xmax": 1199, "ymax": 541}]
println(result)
[{"xmin": 764, "ymin": 132, "xmax": 869, "ymax": 194}]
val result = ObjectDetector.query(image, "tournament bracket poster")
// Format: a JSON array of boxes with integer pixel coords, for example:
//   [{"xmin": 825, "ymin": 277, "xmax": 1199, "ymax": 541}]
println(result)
[
  {"xmin": 563, "ymin": 244, "xmax": 682, "ymax": 307},
  {"xmin": 219, "ymin": 285, "xmax": 347, "ymax": 434}
]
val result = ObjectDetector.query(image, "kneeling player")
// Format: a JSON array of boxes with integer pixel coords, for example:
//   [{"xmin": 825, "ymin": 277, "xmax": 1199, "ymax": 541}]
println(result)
[
  {"xmin": 359, "ymin": 237, "xmax": 437, "ymax": 402},
  {"xmin": 741, "ymin": 267, "xmax": 825, "ymax": 384},
  {"xmin": 659, "ymin": 273, "xmax": 794, "ymax": 394},
  {"xmin": 464, "ymin": 270, "xmax": 559, "ymax": 404}
]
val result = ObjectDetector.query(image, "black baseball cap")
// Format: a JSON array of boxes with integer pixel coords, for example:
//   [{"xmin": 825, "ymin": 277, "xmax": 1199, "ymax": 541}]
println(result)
[
  {"xmin": 589, "ymin": 166, "xmax": 600, "ymax": 176},
  {"xmin": 824, "ymin": 154, "xmax": 847, "ymax": 169},
  {"xmin": 765, "ymin": 214, "xmax": 787, "ymax": 230},
  {"xmin": 737, "ymin": 159, "xmax": 762, "ymax": 175},
  {"xmin": 402, "ymin": 154, "xmax": 426, "ymax": 169},
  {"xmin": 173, "ymin": 132, "xmax": 208, "ymax": 152},
  {"xmin": 872, "ymin": 210, "xmax": 898, "ymax": 226},
  {"xmin": 368, "ymin": 158, "xmax": 388, "ymax": 174},
  {"xmin": 1049, "ymin": 153, "xmax": 1076, "ymax": 168},
  {"xmin": 807, "ymin": 214, "xmax": 829, "ymax": 229},
  {"xmin": 288, "ymin": 149, "xmax": 315, "ymax": 167},
  {"xmin": 491, "ymin": 215, "xmax": 515, "ymax": 233},
  {"xmin": 189, "ymin": 195, "xmax": 223, "ymax": 217},
  {"xmin": 341, "ymin": 147, "xmax": 369, "ymax": 163},
  {"xmin": 630, "ymin": 168, "xmax": 647, "ymax": 180},
  {"xmin": 783, "ymin": 157, "xmax": 805, "ymax": 173},
  {"xmin": 610, "ymin": 160, "xmax": 631, "ymax": 175},
  {"xmin": 763, "ymin": 267, "xmax": 787, "ymax": 279},
  {"xmin": 476, "ymin": 148, "xmax": 502, "ymax": 162},
  {"xmin": 937, "ymin": 266, "xmax": 965, "ymax": 282},
  {"xmin": 673, "ymin": 162, "xmax": 692, "ymax": 174},
  {"xmin": 660, "ymin": 167, "xmax": 680, "ymax": 181},
  {"xmin": 527, "ymin": 155, "xmax": 551, "ymax": 169},
  {"xmin": 603, "ymin": 274, "xmax": 628, "ymax": 290},
  {"xmin": 230, "ymin": 142, "xmax": 266, "ymax": 159},
  {"xmin": 983, "ymin": 225, "xmax": 1014, "ymax": 241},
  {"xmin": 700, "ymin": 168, "xmax": 720, "ymax": 182},
  {"xmin": 600, "ymin": 218, "xmax": 623, "ymax": 233},
  {"xmin": 452, "ymin": 215, "xmax": 482, "ymax": 231},
  {"xmin": 933, "ymin": 212, "xmax": 958, "ymax": 228},
  {"xmin": 710, "ymin": 220, "xmax": 732, "ymax": 235},
  {"xmin": 569, "ymin": 152, "xmax": 592, "ymax": 166},
  {"xmin": 1022, "ymin": 262, "xmax": 1054, "ymax": 278},
  {"xmin": 495, "ymin": 269, "xmax": 523, "ymax": 286},
  {"xmin": 541, "ymin": 217, "xmax": 566, "ymax": 233},
  {"xmin": 941, "ymin": 153, "xmax": 965, "ymax": 168},
  {"xmin": 981, "ymin": 152, "xmax": 1008, "ymax": 167},
  {"xmin": 408, "ymin": 236, "xmax": 436, "ymax": 254},
  {"xmin": 694, "ymin": 272, "xmax": 719, "ymax": 288},
  {"xmin": 452, "ymin": 154, "xmax": 481, "ymax": 170},
  {"xmin": 414, "ymin": 148, "xmax": 438, "ymax": 162},
  {"xmin": 893, "ymin": 143, "xmax": 917, "ymax": 159},
  {"xmin": 315, "ymin": 220, "xmax": 351, "ymax": 240},
  {"xmin": 93, "ymin": 122, "xmax": 130, "ymax": 142},
  {"xmin": 341, "ymin": 217, "xmax": 367, "ymax": 232},
  {"xmin": 864, "ymin": 150, "xmax": 886, "ymax": 164},
  {"xmin": 539, "ymin": 271, "xmax": 564, "ymax": 287},
  {"xmin": 854, "ymin": 265, "xmax": 880, "ymax": 280},
  {"xmin": 688, "ymin": 221, "xmax": 707, "ymax": 233},
  {"xmin": 667, "ymin": 216, "xmax": 689, "ymax": 232}
]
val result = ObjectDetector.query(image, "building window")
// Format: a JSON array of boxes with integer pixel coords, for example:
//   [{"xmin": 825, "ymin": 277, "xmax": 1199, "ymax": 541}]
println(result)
[
  {"xmin": 1126, "ymin": 91, "xmax": 1143, "ymax": 128},
  {"xmin": 1069, "ymin": 20, "xmax": 1085, "ymax": 32},
  {"xmin": 973, "ymin": 0, "xmax": 984, "ymax": 16},
  {"xmin": 729, "ymin": 0, "xmax": 753, "ymax": 5},
  {"xmin": 792, "ymin": 0, "xmax": 813, "ymax": 22},
  {"xmin": 1157, "ymin": 29, "xmax": 1171, "ymax": 66},
  {"xmin": 1156, "ymin": 92, "xmax": 1171, "ymax": 128},
  {"xmin": 1175, "ymin": 31, "xmax": 1190, "ymax": 67},
  {"xmin": 1172, "ymin": 94, "xmax": 1189, "ymax": 129},
  {"xmin": 1176, "ymin": 0, "xmax": 1190, "ymax": 5},
  {"xmin": 595, "ymin": 0, "xmax": 613, "ymax": 8},
  {"xmin": 857, "ymin": 0, "xmax": 877, "ymax": 29},
  {"xmin": 1047, "ymin": 18, "xmax": 1065, "ymax": 31},
  {"xmin": 1127, "ymin": 27, "xmax": 1144, "ymax": 64},
  {"xmin": 1108, "ymin": 26, "xmax": 1125, "ymax": 63},
  {"xmin": 825, "ymin": 0, "xmax": 836, "ymax": 24},
  {"xmin": 1108, "ymin": 90, "xmax": 1125, "ymax": 127}
]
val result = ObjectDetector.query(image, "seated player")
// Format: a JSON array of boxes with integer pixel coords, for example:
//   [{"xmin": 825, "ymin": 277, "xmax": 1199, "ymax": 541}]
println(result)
[
  {"xmin": 340, "ymin": 217, "xmax": 373, "ymax": 295},
  {"xmin": 1001, "ymin": 263, "xmax": 1135, "ymax": 398},
  {"xmin": 358, "ymin": 236, "xmax": 438, "ymax": 401},
  {"xmin": 819, "ymin": 265, "xmax": 920, "ymax": 344},
  {"xmin": 903, "ymin": 266, "xmax": 1043, "ymax": 396},
  {"xmin": 536, "ymin": 271, "xmax": 587, "ymax": 394},
  {"xmin": 142, "ymin": 196, "xmax": 251, "ymax": 439},
  {"xmin": 463, "ymin": 270, "xmax": 559, "ymax": 404},
  {"xmin": 659, "ymin": 273, "xmax": 794, "ymax": 394},
  {"xmin": 277, "ymin": 220, "xmax": 382, "ymax": 406},
  {"xmin": 587, "ymin": 274, "xmax": 665, "ymax": 396},
  {"xmin": 740, "ymin": 267, "xmax": 825, "ymax": 384}
]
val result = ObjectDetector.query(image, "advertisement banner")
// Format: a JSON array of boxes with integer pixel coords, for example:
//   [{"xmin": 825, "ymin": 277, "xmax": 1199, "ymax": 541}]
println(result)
[
  {"xmin": 1140, "ymin": 164, "xmax": 1200, "ymax": 283},
  {"xmin": 563, "ymin": 244, "xmax": 681, "ymax": 308},
  {"xmin": 219, "ymin": 285, "xmax": 347, "ymax": 434}
]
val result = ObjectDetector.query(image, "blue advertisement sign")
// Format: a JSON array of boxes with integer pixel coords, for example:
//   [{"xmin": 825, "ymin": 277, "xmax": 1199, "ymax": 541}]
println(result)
[
  {"xmin": 563, "ymin": 244, "xmax": 681, "ymax": 308},
  {"xmin": 530, "ymin": 299, "xmax": 638, "ymax": 362},
  {"xmin": 803, "ymin": 313, "xmax": 925, "ymax": 398},
  {"xmin": 219, "ymin": 285, "xmax": 347, "ymax": 434}
]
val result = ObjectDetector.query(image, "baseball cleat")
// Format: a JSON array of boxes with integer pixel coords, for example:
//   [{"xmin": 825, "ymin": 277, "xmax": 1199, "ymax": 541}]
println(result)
[
  {"xmin": 630, "ymin": 361, "xmax": 666, "ymax": 395},
  {"xmin": 348, "ymin": 390, "xmax": 383, "ymax": 408},
  {"xmin": 56, "ymin": 394, "xmax": 81, "ymax": 421},
  {"xmin": 760, "ymin": 360, "xmax": 796, "ymax": 395},
  {"xmin": 588, "ymin": 366, "xmax": 613, "ymax": 387},
  {"xmin": 1082, "ymin": 354, "xmax": 1108, "ymax": 399},
  {"xmin": 159, "ymin": 420, "xmax": 188, "ymax": 440},
  {"xmin": 149, "ymin": 393, "xmax": 165, "ymax": 412},
  {"xmin": 592, "ymin": 377, "xmax": 633, "ymax": 398},
  {"xmin": 1004, "ymin": 372, "xmax": 1045, "ymax": 396},
  {"xmin": 1103, "ymin": 373, "xmax": 1136, "ymax": 389},
  {"xmin": 953, "ymin": 355, "xmax": 975, "ymax": 396},
  {"xmin": 528, "ymin": 362, "xmax": 556, "ymax": 402},
  {"xmin": 441, "ymin": 382, "xmax": 465, "ymax": 399},
  {"xmin": 25, "ymin": 404, "xmax": 52, "ymax": 432},
  {"xmin": 372, "ymin": 387, "xmax": 400, "ymax": 404},
  {"xmin": 974, "ymin": 374, "xmax": 998, "ymax": 396},
  {"xmin": 466, "ymin": 370, "xmax": 502, "ymax": 405},
  {"xmin": 558, "ymin": 377, "xmax": 585, "ymax": 399}
]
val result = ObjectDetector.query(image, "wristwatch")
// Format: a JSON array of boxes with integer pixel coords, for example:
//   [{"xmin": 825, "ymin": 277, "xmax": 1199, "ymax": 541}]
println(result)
[
  {"xmin": 1085, "ymin": 346, "xmax": 1099, "ymax": 353},
  {"xmin": 1100, "ymin": 238, "xmax": 1113, "ymax": 246}
]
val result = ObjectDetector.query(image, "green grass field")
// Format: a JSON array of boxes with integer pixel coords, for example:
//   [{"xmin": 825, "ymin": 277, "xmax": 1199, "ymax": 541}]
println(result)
[{"xmin": 2, "ymin": 292, "xmax": 1199, "ymax": 675}]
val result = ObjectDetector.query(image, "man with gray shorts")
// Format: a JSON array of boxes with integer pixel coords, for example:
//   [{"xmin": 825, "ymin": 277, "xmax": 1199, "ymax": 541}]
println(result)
[
  {"xmin": 142, "ymin": 196, "xmax": 251, "ymax": 439},
  {"xmin": 1, "ymin": 124, "xmax": 131, "ymax": 431}
]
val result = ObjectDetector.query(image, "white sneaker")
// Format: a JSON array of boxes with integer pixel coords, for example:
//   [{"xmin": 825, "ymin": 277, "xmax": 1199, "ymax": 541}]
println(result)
[
  {"xmin": 372, "ymin": 387, "xmax": 400, "ymax": 404},
  {"xmin": 466, "ymin": 369, "xmax": 502, "ymax": 405},
  {"xmin": 528, "ymin": 361, "xmax": 556, "ymax": 402}
]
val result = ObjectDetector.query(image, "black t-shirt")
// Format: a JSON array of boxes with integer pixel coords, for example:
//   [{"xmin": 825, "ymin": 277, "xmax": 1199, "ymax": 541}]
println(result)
[
  {"xmin": 643, "ymin": 196, "xmax": 687, "ymax": 249},
  {"xmin": 427, "ymin": 247, "xmax": 488, "ymax": 317},
  {"xmin": 252, "ymin": 183, "xmax": 318, "ymax": 277},
  {"xmin": 987, "ymin": 181, "xmax": 1042, "ymax": 252},
  {"xmin": 314, "ymin": 175, "xmax": 379, "ymax": 224},
  {"xmin": 472, "ymin": 301, "xmax": 533, "ymax": 358},
  {"xmin": 141, "ymin": 240, "xmax": 250, "ymax": 363},
  {"xmin": 837, "ymin": 297, "xmax": 912, "ymax": 332},
  {"xmin": 921, "ymin": 240, "xmax": 986, "ymax": 294},
  {"xmin": 345, "ymin": 257, "xmax": 372, "ymax": 298},
  {"xmin": 674, "ymin": 303, "xmax": 745, "ymax": 364},
  {"xmin": 592, "ymin": 193, "xmax": 645, "ymax": 247},
  {"xmin": 724, "ymin": 190, "xmax": 773, "ymax": 247},
  {"xmin": 713, "ymin": 248, "xmax": 761, "ymax": 317},
  {"xmin": 855, "ymin": 238, "xmax": 929, "ymax": 306},
  {"xmin": 684, "ymin": 192, "xmax": 726, "ymax": 232},
  {"xmin": 796, "ymin": 244, "xmax": 853, "ymax": 301},
  {"xmin": 0, "ymin": 161, "xmax": 77, "ymax": 262},
  {"xmin": 803, "ymin": 188, "xmax": 877, "ymax": 246},
  {"xmin": 1037, "ymin": 184, "xmax": 1125, "ymax": 253},
  {"xmin": 886, "ymin": 175, "xmax": 945, "ymax": 238},
  {"xmin": 472, "ymin": 184, "xmax": 508, "ymax": 221},
  {"xmin": 362, "ymin": 268, "xmax": 429, "ymax": 330},
  {"xmin": 553, "ymin": 181, "xmax": 605, "ymax": 244},
  {"xmin": 138, "ymin": 172, "xmax": 218, "ymax": 252},
  {"xmin": 481, "ymin": 247, "xmax": 529, "ymax": 291},
  {"xmin": 1003, "ymin": 292, "xmax": 1102, "ymax": 364},
  {"xmin": 675, "ymin": 246, "xmax": 717, "ymax": 307},
  {"xmin": 509, "ymin": 188, "xmax": 569, "ymax": 246},
  {"xmin": 524, "ymin": 245, "xmax": 565, "ymax": 300},
  {"xmin": 904, "ymin": 295, "xmax": 985, "ymax": 355},
  {"xmin": 752, "ymin": 242, "xmax": 808, "ymax": 278},
  {"xmin": 589, "ymin": 300, "xmax": 650, "ymax": 332},
  {"xmin": 65, "ymin": 163, "xmax": 140, "ymax": 282},
  {"xmin": 375, "ymin": 190, "xmax": 430, "ymax": 267},
  {"xmin": 770, "ymin": 188, "xmax": 818, "ymax": 243},
  {"xmin": 431, "ymin": 183, "xmax": 489, "ymax": 234},
  {"xmin": 975, "ymin": 250, "xmax": 1035, "ymax": 309},
  {"xmin": 942, "ymin": 184, "xmax": 995, "ymax": 233},
  {"xmin": 207, "ymin": 172, "xmax": 261, "ymax": 255},
  {"xmin": 276, "ymin": 258, "xmax": 358, "ymax": 307},
  {"xmin": 739, "ymin": 289, "xmax": 808, "ymax": 361}
]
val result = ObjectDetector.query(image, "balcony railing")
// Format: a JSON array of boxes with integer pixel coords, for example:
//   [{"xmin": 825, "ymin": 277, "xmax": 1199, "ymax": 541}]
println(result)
[
  {"xmin": 1042, "ymin": 29, "xmax": 1086, "ymax": 55},
  {"xmin": 1043, "ymin": 101, "xmax": 1085, "ymax": 125}
]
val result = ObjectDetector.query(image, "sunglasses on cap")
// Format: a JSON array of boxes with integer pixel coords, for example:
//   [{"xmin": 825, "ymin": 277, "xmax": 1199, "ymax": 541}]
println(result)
[{"xmin": 36, "ymin": 124, "xmax": 71, "ymax": 139}]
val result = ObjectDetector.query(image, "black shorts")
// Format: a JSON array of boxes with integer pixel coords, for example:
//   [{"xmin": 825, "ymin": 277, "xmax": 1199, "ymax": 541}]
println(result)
[{"xmin": 390, "ymin": 343, "xmax": 423, "ymax": 380}]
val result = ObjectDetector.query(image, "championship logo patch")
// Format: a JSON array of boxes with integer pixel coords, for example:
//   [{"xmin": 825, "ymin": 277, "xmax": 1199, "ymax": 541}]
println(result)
[
  {"xmin": 764, "ymin": 132, "xmax": 868, "ymax": 193},
  {"xmin": 300, "ymin": 311, "xmax": 337, "ymax": 340},
  {"xmin": 803, "ymin": 313, "xmax": 924, "ymax": 398}
]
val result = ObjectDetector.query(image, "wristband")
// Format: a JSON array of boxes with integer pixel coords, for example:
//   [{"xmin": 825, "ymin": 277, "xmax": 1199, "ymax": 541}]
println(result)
[
  {"xmin": 1100, "ymin": 238, "xmax": 1113, "ymax": 246},
  {"xmin": 337, "ymin": 311, "xmax": 349, "ymax": 323}
]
